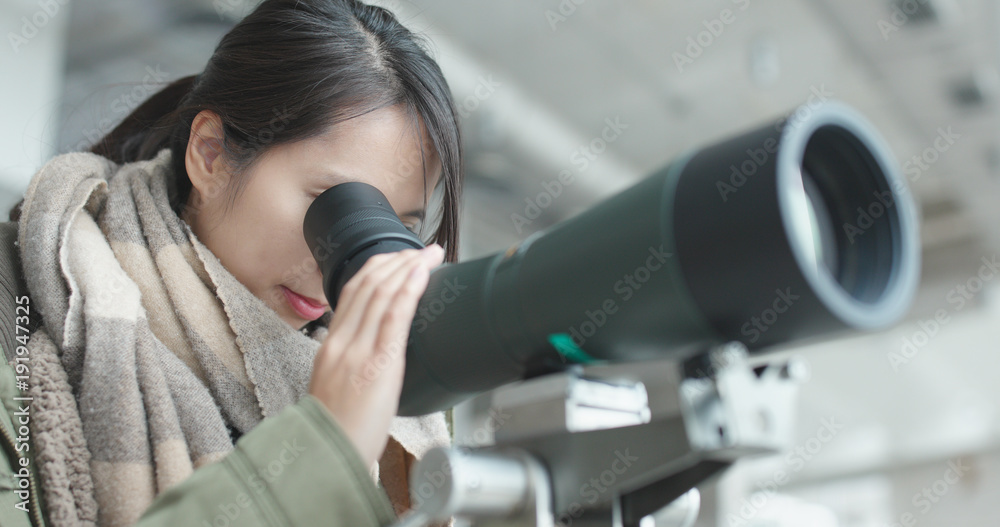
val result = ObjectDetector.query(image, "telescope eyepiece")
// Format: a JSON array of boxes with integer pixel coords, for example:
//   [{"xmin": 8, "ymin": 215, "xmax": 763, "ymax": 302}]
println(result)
[{"xmin": 303, "ymin": 181, "xmax": 424, "ymax": 310}]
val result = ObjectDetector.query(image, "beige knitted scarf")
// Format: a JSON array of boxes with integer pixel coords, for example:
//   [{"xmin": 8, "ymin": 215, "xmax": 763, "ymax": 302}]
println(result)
[{"xmin": 17, "ymin": 148, "xmax": 451, "ymax": 526}]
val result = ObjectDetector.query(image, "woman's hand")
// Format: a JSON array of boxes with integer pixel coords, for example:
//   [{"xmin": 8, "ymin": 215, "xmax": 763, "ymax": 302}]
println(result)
[{"xmin": 308, "ymin": 244, "xmax": 445, "ymax": 468}]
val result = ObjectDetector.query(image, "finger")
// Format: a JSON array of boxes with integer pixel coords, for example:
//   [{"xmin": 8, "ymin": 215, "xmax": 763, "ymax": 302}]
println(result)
[
  {"xmin": 330, "ymin": 244, "xmax": 442, "ymax": 331},
  {"xmin": 331, "ymin": 251, "xmax": 412, "ymax": 320},
  {"xmin": 328, "ymin": 249, "xmax": 423, "ymax": 339},
  {"xmin": 356, "ymin": 264, "xmax": 431, "ymax": 408},
  {"xmin": 348, "ymin": 253, "xmax": 432, "ymax": 361},
  {"xmin": 419, "ymin": 243, "xmax": 446, "ymax": 269},
  {"xmin": 355, "ymin": 244, "xmax": 444, "ymax": 382},
  {"xmin": 368, "ymin": 260, "xmax": 433, "ymax": 381}
]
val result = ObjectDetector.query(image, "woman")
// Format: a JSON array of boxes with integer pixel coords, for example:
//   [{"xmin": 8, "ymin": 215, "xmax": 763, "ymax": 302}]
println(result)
[{"xmin": 6, "ymin": 0, "xmax": 462, "ymax": 525}]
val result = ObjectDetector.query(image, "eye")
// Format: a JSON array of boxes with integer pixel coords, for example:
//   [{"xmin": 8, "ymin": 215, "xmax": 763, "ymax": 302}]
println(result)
[{"xmin": 403, "ymin": 220, "xmax": 422, "ymax": 235}]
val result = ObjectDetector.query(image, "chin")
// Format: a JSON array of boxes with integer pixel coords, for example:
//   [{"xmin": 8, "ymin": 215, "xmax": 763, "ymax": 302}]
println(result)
[{"xmin": 285, "ymin": 314, "xmax": 308, "ymax": 331}]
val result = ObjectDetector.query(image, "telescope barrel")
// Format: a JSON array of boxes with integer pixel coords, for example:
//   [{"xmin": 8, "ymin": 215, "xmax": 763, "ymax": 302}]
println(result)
[{"xmin": 304, "ymin": 101, "xmax": 920, "ymax": 417}]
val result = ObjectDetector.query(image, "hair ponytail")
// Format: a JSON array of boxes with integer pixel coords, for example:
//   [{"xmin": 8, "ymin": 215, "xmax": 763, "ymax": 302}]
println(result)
[{"xmin": 90, "ymin": 74, "xmax": 198, "ymax": 165}]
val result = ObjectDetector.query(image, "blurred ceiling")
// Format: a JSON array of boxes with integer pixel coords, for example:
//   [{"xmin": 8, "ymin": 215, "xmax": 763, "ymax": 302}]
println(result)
[
  {"xmin": 52, "ymin": 0, "xmax": 1000, "ymax": 296},
  {"xmin": 26, "ymin": 0, "xmax": 1000, "ymax": 490}
]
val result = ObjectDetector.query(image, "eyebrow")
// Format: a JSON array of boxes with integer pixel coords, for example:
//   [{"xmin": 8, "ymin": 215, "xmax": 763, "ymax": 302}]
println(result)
[
  {"xmin": 400, "ymin": 209, "xmax": 425, "ymax": 221},
  {"xmin": 319, "ymin": 170, "xmax": 350, "ymax": 186}
]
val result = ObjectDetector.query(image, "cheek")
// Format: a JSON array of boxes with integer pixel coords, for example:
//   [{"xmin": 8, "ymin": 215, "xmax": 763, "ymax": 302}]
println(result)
[{"xmin": 260, "ymin": 202, "xmax": 319, "ymax": 285}]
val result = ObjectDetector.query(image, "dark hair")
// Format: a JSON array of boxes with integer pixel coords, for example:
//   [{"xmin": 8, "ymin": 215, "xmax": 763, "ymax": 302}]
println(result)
[{"xmin": 11, "ymin": 0, "xmax": 463, "ymax": 263}]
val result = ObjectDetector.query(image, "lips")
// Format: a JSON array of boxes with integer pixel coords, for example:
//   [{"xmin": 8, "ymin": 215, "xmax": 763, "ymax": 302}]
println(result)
[{"xmin": 280, "ymin": 286, "xmax": 328, "ymax": 320}]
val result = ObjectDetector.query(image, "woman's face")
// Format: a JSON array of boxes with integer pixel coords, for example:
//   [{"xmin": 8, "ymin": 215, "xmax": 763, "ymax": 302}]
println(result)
[{"xmin": 182, "ymin": 104, "xmax": 442, "ymax": 330}]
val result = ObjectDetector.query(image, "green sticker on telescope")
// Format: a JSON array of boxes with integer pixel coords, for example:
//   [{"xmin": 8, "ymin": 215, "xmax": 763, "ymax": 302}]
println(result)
[{"xmin": 548, "ymin": 333, "xmax": 600, "ymax": 364}]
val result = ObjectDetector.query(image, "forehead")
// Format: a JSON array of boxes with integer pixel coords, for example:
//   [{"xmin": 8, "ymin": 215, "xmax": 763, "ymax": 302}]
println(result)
[{"xmin": 295, "ymin": 105, "xmax": 442, "ymax": 197}]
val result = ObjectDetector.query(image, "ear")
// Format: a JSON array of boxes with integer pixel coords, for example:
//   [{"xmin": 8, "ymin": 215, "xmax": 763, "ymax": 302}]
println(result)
[{"xmin": 184, "ymin": 110, "xmax": 231, "ymax": 209}]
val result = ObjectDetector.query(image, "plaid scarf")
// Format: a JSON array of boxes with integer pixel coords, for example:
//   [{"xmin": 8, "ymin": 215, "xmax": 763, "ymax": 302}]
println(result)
[{"xmin": 17, "ymin": 148, "xmax": 450, "ymax": 526}]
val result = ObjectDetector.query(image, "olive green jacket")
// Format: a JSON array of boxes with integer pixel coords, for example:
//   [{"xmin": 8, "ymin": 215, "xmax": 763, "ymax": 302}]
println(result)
[{"xmin": 0, "ymin": 221, "xmax": 399, "ymax": 527}]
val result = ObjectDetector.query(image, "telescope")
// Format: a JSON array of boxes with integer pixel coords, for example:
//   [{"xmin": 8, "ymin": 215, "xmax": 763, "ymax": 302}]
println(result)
[{"xmin": 304, "ymin": 101, "xmax": 919, "ymax": 526}]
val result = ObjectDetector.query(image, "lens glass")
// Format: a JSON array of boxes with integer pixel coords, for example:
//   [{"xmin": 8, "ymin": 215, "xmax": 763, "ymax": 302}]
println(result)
[
  {"xmin": 795, "ymin": 124, "xmax": 902, "ymax": 305},
  {"xmin": 786, "ymin": 168, "xmax": 839, "ymax": 279}
]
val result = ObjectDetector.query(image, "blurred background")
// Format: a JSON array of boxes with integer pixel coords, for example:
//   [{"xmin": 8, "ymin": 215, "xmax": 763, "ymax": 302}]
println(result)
[{"xmin": 4, "ymin": 0, "xmax": 1000, "ymax": 525}]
